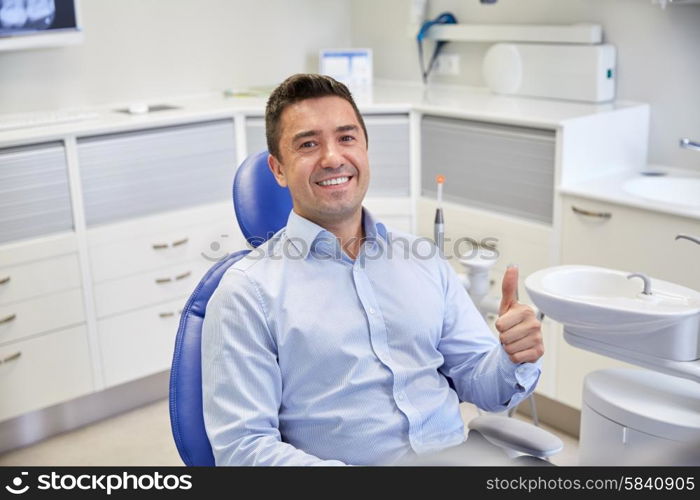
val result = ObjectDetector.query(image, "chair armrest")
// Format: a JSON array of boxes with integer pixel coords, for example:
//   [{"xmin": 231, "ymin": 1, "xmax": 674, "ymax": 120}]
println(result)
[{"xmin": 468, "ymin": 415, "xmax": 564, "ymax": 458}]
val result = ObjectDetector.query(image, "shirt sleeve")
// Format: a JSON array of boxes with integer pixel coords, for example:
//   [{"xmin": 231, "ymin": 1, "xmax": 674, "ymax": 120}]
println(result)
[
  {"xmin": 436, "ymin": 259, "xmax": 541, "ymax": 413},
  {"xmin": 201, "ymin": 267, "xmax": 346, "ymax": 466}
]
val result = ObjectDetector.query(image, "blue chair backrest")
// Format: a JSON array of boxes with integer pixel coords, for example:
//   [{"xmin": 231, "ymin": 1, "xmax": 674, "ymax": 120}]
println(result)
[
  {"xmin": 233, "ymin": 149, "xmax": 293, "ymax": 247},
  {"xmin": 169, "ymin": 150, "xmax": 292, "ymax": 466}
]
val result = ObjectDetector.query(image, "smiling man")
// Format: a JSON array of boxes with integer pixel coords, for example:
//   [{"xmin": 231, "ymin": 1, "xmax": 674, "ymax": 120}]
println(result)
[{"xmin": 201, "ymin": 74, "xmax": 544, "ymax": 466}]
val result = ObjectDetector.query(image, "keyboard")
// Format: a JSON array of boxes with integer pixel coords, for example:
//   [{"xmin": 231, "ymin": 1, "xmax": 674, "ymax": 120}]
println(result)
[{"xmin": 0, "ymin": 110, "xmax": 100, "ymax": 132}]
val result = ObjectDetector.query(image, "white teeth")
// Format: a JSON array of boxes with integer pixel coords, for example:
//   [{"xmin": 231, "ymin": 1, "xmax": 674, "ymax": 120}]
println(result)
[{"xmin": 318, "ymin": 176, "xmax": 350, "ymax": 186}]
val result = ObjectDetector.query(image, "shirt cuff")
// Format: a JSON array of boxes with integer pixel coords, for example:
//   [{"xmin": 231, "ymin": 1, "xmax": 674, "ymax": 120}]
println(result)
[{"xmin": 497, "ymin": 347, "xmax": 542, "ymax": 392}]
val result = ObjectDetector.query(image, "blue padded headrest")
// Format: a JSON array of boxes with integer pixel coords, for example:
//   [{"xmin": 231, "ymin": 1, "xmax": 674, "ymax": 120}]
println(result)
[
  {"xmin": 233, "ymin": 150, "xmax": 293, "ymax": 248},
  {"xmin": 169, "ymin": 249, "xmax": 250, "ymax": 466}
]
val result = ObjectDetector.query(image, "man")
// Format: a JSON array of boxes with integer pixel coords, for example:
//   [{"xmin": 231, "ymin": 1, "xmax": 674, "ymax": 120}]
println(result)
[{"xmin": 202, "ymin": 74, "xmax": 544, "ymax": 466}]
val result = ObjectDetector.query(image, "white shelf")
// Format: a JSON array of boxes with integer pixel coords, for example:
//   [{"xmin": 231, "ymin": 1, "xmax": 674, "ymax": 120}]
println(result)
[{"xmin": 427, "ymin": 23, "xmax": 602, "ymax": 45}]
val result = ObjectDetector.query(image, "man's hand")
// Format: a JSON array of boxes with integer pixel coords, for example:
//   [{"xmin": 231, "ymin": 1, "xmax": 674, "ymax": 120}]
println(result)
[{"xmin": 494, "ymin": 266, "xmax": 544, "ymax": 364}]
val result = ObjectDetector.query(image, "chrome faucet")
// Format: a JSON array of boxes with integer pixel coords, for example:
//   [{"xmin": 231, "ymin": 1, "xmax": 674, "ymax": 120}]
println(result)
[
  {"xmin": 627, "ymin": 273, "xmax": 653, "ymax": 295},
  {"xmin": 675, "ymin": 234, "xmax": 700, "ymax": 246}
]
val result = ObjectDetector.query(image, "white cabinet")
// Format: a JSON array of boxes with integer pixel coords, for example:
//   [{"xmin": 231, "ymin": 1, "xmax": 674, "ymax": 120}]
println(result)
[
  {"xmin": 0, "ymin": 138, "xmax": 93, "ymax": 420},
  {"xmin": 0, "ymin": 289, "xmax": 85, "ymax": 345},
  {"xmin": 0, "ymin": 253, "xmax": 81, "ymax": 305},
  {"xmin": 0, "ymin": 244, "xmax": 92, "ymax": 417},
  {"xmin": 557, "ymin": 194, "xmax": 700, "ymax": 409},
  {"xmin": 78, "ymin": 121, "xmax": 242, "ymax": 388},
  {"xmin": 88, "ymin": 203, "xmax": 243, "ymax": 388},
  {"xmin": 98, "ymin": 298, "xmax": 187, "ymax": 388},
  {"xmin": 0, "ymin": 226, "xmax": 92, "ymax": 419},
  {"xmin": 560, "ymin": 195, "xmax": 700, "ymax": 290},
  {"xmin": 0, "ymin": 325, "xmax": 93, "ymax": 422}
]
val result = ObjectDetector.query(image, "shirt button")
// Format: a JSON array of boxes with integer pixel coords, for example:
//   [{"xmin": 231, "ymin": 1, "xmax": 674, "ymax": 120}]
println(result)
[
  {"xmin": 368, "ymin": 307, "xmax": 375, "ymax": 315},
  {"xmin": 397, "ymin": 392, "xmax": 405, "ymax": 401}
]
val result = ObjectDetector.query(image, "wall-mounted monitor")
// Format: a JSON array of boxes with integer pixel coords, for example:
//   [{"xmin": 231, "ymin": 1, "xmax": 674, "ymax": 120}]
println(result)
[{"xmin": 0, "ymin": 0, "xmax": 82, "ymax": 52}]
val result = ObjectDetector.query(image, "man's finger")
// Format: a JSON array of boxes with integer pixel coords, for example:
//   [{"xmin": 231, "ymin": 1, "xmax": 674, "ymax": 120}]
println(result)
[
  {"xmin": 499, "ymin": 265, "xmax": 519, "ymax": 316},
  {"xmin": 498, "ymin": 313, "xmax": 539, "ymax": 345}
]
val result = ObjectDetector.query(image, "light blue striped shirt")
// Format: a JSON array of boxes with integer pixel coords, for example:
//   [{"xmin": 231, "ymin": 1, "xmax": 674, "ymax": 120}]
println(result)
[{"xmin": 202, "ymin": 209, "xmax": 540, "ymax": 466}]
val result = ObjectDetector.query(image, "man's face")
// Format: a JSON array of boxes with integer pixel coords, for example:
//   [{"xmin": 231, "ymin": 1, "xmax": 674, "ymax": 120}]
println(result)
[{"xmin": 268, "ymin": 96, "xmax": 369, "ymax": 227}]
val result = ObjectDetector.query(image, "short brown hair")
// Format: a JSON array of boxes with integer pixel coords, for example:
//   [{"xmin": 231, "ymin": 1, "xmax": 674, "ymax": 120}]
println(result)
[{"xmin": 265, "ymin": 73, "xmax": 368, "ymax": 160}]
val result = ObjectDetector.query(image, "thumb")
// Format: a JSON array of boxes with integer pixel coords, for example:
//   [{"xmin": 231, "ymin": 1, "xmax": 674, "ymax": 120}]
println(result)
[{"xmin": 499, "ymin": 265, "xmax": 519, "ymax": 316}]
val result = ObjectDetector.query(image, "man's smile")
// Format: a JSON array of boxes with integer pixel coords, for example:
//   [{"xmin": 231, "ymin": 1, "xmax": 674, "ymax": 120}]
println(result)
[{"xmin": 315, "ymin": 175, "xmax": 353, "ymax": 188}]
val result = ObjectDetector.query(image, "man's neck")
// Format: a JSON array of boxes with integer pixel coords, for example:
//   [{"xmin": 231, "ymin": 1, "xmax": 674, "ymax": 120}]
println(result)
[{"xmin": 301, "ymin": 208, "xmax": 365, "ymax": 260}]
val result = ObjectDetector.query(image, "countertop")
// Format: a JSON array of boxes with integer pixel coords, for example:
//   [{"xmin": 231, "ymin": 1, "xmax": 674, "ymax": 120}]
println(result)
[
  {"xmin": 559, "ymin": 166, "xmax": 700, "ymax": 221},
  {"xmin": 0, "ymin": 80, "xmax": 643, "ymax": 148}
]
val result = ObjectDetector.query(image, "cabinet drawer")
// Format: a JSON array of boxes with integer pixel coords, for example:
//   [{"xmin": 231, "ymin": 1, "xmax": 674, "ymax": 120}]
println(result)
[
  {"xmin": 0, "ymin": 232, "xmax": 77, "ymax": 269},
  {"xmin": 0, "ymin": 325, "xmax": 93, "ymax": 422},
  {"xmin": 0, "ymin": 142, "xmax": 74, "ymax": 244},
  {"xmin": 78, "ymin": 120, "xmax": 237, "ymax": 226},
  {"xmin": 0, "ymin": 253, "xmax": 81, "ymax": 306},
  {"xmin": 94, "ymin": 259, "xmax": 210, "ymax": 318},
  {"xmin": 561, "ymin": 196, "xmax": 700, "ymax": 290},
  {"xmin": 89, "ymin": 218, "xmax": 243, "ymax": 283},
  {"xmin": 98, "ymin": 298, "xmax": 186, "ymax": 388},
  {"xmin": 0, "ymin": 288, "xmax": 85, "ymax": 345}
]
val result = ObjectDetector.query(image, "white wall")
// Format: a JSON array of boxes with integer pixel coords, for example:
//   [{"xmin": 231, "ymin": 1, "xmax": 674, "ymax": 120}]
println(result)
[
  {"xmin": 0, "ymin": 0, "xmax": 353, "ymax": 113},
  {"xmin": 351, "ymin": 0, "xmax": 700, "ymax": 171}
]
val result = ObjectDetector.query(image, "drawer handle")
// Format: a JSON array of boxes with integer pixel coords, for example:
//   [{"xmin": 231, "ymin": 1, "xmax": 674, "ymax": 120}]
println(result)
[
  {"xmin": 571, "ymin": 206, "xmax": 612, "ymax": 219},
  {"xmin": 175, "ymin": 271, "xmax": 191, "ymax": 281},
  {"xmin": 680, "ymin": 138, "xmax": 700, "ymax": 152},
  {"xmin": 155, "ymin": 277, "xmax": 172, "ymax": 284},
  {"xmin": 159, "ymin": 309, "xmax": 184, "ymax": 318},
  {"xmin": 1, "ymin": 351, "xmax": 21, "ymax": 364},
  {"xmin": 0, "ymin": 276, "xmax": 9, "ymax": 285},
  {"xmin": 152, "ymin": 243, "xmax": 169, "ymax": 250},
  {"xmin": 0, "ymin": 313, "xmax": 16, "ymax": 325},
  {"xmin": 171, "ymin": 237, "xmax": 189, "ymax": 247},
  {"xmin": 676, "ymin": 234, "xmax": 700, "ymax": 245}
]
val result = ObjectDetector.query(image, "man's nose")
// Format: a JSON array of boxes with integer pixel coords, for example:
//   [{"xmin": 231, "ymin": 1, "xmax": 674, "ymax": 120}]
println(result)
[{"xmin": 320, "ymin": 141, "xmax": 343, "ymax": 168}]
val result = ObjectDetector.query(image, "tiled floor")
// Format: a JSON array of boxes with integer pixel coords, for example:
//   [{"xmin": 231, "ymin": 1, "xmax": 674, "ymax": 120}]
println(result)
[{"xmin": 0, "ymin": 399, "xmax": 579, "ymax": 466}]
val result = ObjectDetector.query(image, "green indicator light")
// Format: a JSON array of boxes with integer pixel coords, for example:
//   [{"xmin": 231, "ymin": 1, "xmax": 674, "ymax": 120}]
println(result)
[{"xmin": 607, "ymin": 69, "xmax": 613, "ymax": 79}]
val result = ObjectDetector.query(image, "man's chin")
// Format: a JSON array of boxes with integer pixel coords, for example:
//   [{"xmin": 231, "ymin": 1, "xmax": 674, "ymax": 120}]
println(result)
[{"xmin": 312, "ymin": 204, "xmax": 363, "ymax": 223}]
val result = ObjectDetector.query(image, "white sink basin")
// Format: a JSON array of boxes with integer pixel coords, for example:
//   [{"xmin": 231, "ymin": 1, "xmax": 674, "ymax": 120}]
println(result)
[
  {"xmin": 525, "ymin": 265, "xmax": 700, "ymax": 361},
  {"xmin": 623, "ymin": 177, "xmax": 700, "ymax": 209}
]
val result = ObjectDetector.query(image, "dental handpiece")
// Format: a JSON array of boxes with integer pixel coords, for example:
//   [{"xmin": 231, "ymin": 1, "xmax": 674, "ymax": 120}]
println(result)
[{"xmin": 434, "ymin": 175, "xmax": 445, "ymax": 254}]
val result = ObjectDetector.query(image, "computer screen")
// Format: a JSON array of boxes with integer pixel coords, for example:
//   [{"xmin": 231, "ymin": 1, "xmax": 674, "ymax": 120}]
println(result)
[{"xmin": 0, "ymin": 0, "xmax": 81, "ymax": 51}]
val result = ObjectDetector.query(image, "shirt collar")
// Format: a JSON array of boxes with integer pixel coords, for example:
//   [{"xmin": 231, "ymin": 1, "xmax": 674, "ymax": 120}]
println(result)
[{"xmin": 284, "ymin": 207, "xmax": 388, "ymax": 259}]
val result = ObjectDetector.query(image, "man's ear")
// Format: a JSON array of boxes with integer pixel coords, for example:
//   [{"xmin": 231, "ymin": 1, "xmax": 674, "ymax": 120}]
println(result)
[{"xmin": 268, "ymin": 154, "xmax": 288, "ymax": 187}]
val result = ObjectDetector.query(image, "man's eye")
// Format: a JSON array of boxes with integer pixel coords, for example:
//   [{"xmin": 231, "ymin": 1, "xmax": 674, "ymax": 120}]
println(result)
[
  {"xmin": 300, "ymin": 141, "xmax": 317, "ymax": 149},
  {"xmin": 340, "ymin": 135, "xmax": 355, "ymax": 142}
]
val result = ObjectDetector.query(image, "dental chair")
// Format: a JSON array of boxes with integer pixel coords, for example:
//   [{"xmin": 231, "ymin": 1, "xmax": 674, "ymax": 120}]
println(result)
[{"xmin": 168, "ymin": 150, "xmax": 563, "ymax": 466}]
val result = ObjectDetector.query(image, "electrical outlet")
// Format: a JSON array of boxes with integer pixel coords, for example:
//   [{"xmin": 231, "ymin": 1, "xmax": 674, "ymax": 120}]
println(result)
[{"xmin": 434, "ymin": 54, "xmax": 460, "ymax": 76}]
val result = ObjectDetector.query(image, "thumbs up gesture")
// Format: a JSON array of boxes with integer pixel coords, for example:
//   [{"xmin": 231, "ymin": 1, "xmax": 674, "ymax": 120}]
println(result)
[{"xmin": 494, "ymin": 266, "xmax": 544, "ymax": 364}]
